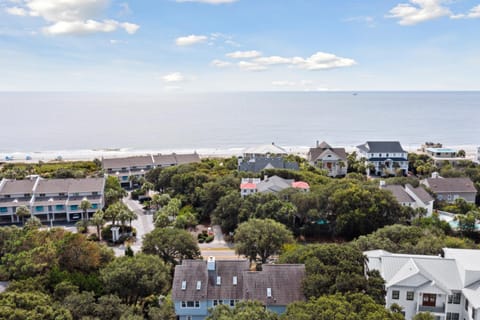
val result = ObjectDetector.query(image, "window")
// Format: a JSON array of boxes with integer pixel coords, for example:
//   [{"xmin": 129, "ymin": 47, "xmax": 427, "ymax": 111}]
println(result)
[
  {"xmin": 196, "ymin": 281, "xmax": 201, "ymax": 290},
  {"xmin": 466, "ymin": 299, "xmax": 469, "ymax": 311},
  {"xmin": 186, "ymin": 316, "xmax": 192, "ymax": 320},
  {"xmin": 218, "ymin": 300, "xmax": 224, "ymax": 305},
  {"xmin": 186, "ymin": 301, "xmax": 194, "ymax": 308},
  {"xmin": 267, "ymin": 288, "xmax": 272, "ymax": 298},
  {"xmin": 448, "ymin": 292, "xmax": 461, "ymax": 304},
  {"xmin": 195, "ymin": 301, "xmax": 200, "ymax": 308},
  {"xmin": 181, "ymin": 280, "xmax": 186, "ymax": 290},
  {"xmin": 24, "ymin": 193, "xmax": 30, "ymax": 197},
  {"xmin": 230, "ymin": 300, "xmax": 235, "ymax": 307},
  {"xmin": 233, "ymin": 276, "xmax": 237, "ymax": 286},
  {"xmin": 70, "ymin": 205, "xmax": 78, "ymax": 211},
  {"xmin": 55, "ymin": 205, "xmax": 65, "ymax": 211},
  {"xmin": 446, "ymin": 313, "xmax": 460, "ymax": 320},
  {"xmin": 36, "ymin": 206, "xmax": 44, "ymax": 212},
  {"xmin": 213, "ymin": 300, "xmax": 218, "ymax": 306},
  {"xmin": 0, "ymin": 207, "xmax": 8, "ymax": 213},
  {"xmin": 406, "ymin": 291, "xmax": 414, "ymax": 300},
  {"xmin": 181, "ymin": 301, "xmax": 186, "ymax": 308},
  {"xmin": 216, "ymin": 276, "xmax": 221, "ymax": 285},
  {"xmin": 91, "ymin": 204, "xmax": 98, "ymax": 209},
  {"xmin": 392, "ymin": 290, "xmax": 400, "ymax": 300}
]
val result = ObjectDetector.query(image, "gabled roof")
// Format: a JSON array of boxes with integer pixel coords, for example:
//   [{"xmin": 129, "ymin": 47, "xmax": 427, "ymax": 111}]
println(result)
[
  {"xmin": 256, "ymin": 176, "xmax": 294, "ymax": 193},
  {"xmin": 102, "ymin": 155, "xmax": 154, "ymax": 169},
  {"xmin": 172, "ymin": 260, "xmax": 208, "ymax": 301},
  {"xmin": 207, "ymin": 260, "xmax": 250, "ymax": 300},
  {"xmin": 238, "ymin": 157, "xmax": 299, "ymax": 173},
  {"xmin": 308, "ymin": 146, "xmax": 347, "ymax": 162},
  {"xmin": 424, "ymin": 177, "xmax": 477, "ymax": 194},
  {"xmin": 406, "ymin": 184, "xmax": 434, "ymax": 203},
  {"xmin": 357, "ymin": 141, "xmax": 406, "ymax": 153},
  {"xmin": 384, "ymin": 185, "xmax": 415, "ymax": 203},
  {"xmin": 35, "ymin": 178, "xmax": 105, "ymax": 194},
  {"xmin": 463, "ymin": 281, "xmax": 480, "ymax": 308},
  {"xmin": 317, "ymin": 141, "xmax": 332, "ymax": 149},
  {"xmin": 243, "ymin": 144, "xmax": 288, "ymax": 156},
  {"xmin": 0, "ymin": 179, "xmax": 36, "ymax": 195},
  {"xmin": 242, "ymin": 264, "xmax": 306, "ymax": 306}
]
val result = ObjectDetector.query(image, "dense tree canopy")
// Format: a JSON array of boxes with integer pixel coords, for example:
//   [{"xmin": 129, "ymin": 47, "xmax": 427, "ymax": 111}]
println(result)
[{"xmin": 206, "ymin": 300, "xmax": 279, "ymax": 320}]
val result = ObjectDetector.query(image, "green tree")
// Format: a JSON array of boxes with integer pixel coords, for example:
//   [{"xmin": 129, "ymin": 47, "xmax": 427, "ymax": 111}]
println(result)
[
  {"xmin": 80, "ymin": 199, "xmax": 92, "ymax": 221},
  {"xmin": 234, "ymin": 218, "xmax": 294, "ymax": 264},
  {"xmin": 100, "ymin": 254, "xmax": 171, "ymax": 304},
  {"xmin": 95, "ymin": 294, "xmax": 128, "ymax": 320},
  {"xmin": 104, "ymin": 201, "xmax": 129, "ymax": 226},
  {"xmin": 413, "ymin": 312, "xmax": 435, "ymax": 320},
  {"xmin": 15, "ymin": 205, "xmax": 31, "ymax": 225},
  {"xmin": 90, "ymin": 210, "xmax": 106, "ymax": 240},
  {"xmin": 142, "ymin": 228, "xmax": 201, "ymax": 265},
  {"xmin": 62, "ymin": 291, "xmax": 95, "ymax": 320}
]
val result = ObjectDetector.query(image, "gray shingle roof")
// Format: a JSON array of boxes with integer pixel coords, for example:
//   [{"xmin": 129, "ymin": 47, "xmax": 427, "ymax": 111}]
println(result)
[
  {"xmin": 425, "ymin": 177, "xmax": 477, "ymax": 193},
  {"xmin": 243, "ymin": 264, "xmax": 306, "ymax": 306},
  {"xmin": 308, "ymin": 145, "xmax": 347, "ymax": 162},
  {"xmin": 172, "ymin": 260, "xmax": 306, "ymax": 306},
  {"xmin": 256, "ymin": 175, "xmax": 294, "ymax": 193},
  {"xmin": 243, "ymin": 144, "xmax": 288, "ymax": 156},
  {"xmin": 384, "ymin": 185, "xmax": 415, "ymax": 203},
  {"xmin": 0, "ymin": 179, "xmax": 36, "ymax": 195},
  {"xmin": 238, "ymin": 157, "xmax": 299, "ymax": 173},
  {"xmin": 102, "ymin": 155, "xmax": 154, "ymax": 169},
  {"xmin": 406, "ymin": 184, "xmax": 434, "ymax": 203},
  {"xmin": 174, "ymin": 153, "xmax": 201, "ymax": 165},
  {"xmin": 35, "ymin": 178, "xmax": 105, "ymax": 194},
  {"xmin": 357, "ymin": 141, "xmax": 406, "ymax": 153}
]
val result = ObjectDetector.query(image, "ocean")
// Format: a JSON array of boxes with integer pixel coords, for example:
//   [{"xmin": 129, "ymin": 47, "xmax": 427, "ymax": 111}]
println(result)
[{"xmin": 0, "ymin": 91, "xmax": 479, "ymax": 160}]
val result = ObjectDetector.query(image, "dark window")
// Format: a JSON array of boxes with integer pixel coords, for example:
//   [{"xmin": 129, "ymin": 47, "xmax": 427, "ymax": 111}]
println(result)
[
  {"xmin": 447, "ymin": 313, "xmax": 460, "ymax": 320},
  {"xmin": 406, "ymin": 291, "xmax": 414, "ymax": 300},
  {"xmin": 392, "ymin": 290, "xmax": 400, "ymax": 300},
  {"xmin": 466, "ymin": 299, "xmax": 469, "ymax": 311},
  {"xmin": 449, "ymin": 292, "xmax": 461, "ymax": 304},
  {"xmin": 186, "ymin": 301, "xmax": 194, "ymax": 308},
  {"xmin": 473, "ymin": 308, "xmax": 476, "ymax": 319},
  {"xmin": 195, "ymin": 301, "xmax": 200, "ymax": 308},
  {"xmin": 230, "ymin": 300, "xmax": 235, "ymax": 307},
  {"xmin": 213, "ymin": 300, "xmax": 218, "ymax": 306}
]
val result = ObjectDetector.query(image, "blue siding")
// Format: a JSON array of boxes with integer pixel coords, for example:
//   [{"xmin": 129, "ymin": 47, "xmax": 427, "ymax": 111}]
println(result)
[
  {"xmin": 267, "ymin": 305, "xmax": 287, "ymax": 314},
  {"xmin": 174, "ymin": 301, "xmax": 208, "ymax": 319}
]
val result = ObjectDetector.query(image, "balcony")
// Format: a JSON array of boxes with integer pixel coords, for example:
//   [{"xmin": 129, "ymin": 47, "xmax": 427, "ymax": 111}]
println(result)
[{"xmin": 418, "ymin": 304, "xmax": 445, "ymax": 313}]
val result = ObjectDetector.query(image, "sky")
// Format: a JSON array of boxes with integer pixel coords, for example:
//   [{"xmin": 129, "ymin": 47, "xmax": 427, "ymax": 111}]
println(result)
[{"xmin": 0, "ymin": 0, "xmax": 479, "ymax": 92}]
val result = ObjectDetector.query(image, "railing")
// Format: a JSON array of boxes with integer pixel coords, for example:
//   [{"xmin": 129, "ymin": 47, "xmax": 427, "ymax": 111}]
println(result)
[{"xmin": 418, "ymin": 304, "xmax": 445, "ymax": 313}]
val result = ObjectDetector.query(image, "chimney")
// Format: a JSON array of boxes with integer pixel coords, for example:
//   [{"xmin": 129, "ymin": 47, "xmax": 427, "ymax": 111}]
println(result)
[
  {"xmin": 207, "ymin": 256, "xmax": 216, "ymax": 271},
  {"xmin": 316, "ymin": 140, "xmax": 319, "ymax": 148}
]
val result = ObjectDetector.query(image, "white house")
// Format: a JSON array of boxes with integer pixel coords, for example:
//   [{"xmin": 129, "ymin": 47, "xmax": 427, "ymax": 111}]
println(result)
[
  {"xmin": 366, "ymin": 248, "xmax": 480, "ymax": 320},
  {"xmin": 308, "ymin": 141, "xmax": 347, "ymax": 177},
  {"xmin": 357, "ymin": 141, "xmax": 408, "ymax": 176}
]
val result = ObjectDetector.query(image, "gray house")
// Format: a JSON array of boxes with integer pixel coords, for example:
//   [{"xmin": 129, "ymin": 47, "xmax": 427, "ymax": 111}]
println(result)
[
  {"xmin": 238, "ymin": 157, "xmax": 299, "ymax": 173},
  {"xmin": 172, "ymin": 257, "xmax": 306, "ymax": 320},
  {"xmin": 380, "ymin": 182, "xmax": 434, "ymax": 215},
  {"xmin": 422, "ymin": 174, "xmax": 477, "ymax": 203},
  {"xmin": 308, "ymin": 141, "xmax": 347, "ymax": 177}
]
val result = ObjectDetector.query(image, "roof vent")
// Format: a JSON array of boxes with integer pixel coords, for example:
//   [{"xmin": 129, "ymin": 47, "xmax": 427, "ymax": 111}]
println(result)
[
  {"xmin": 207, "ymin": 256, "xmax": 216, "ymax": 271},
  {"xmin": 181, "ymin": 280, "xmax": 186, "ymax": 290}
]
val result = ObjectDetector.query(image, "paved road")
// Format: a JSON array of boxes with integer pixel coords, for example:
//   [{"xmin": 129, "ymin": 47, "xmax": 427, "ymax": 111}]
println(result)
[{"xmin": 112, "ymin": 196, "xmax": 154, "ymax": 257}]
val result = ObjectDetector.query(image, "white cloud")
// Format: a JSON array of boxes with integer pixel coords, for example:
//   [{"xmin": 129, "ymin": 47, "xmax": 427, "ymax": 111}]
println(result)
[
  {"xmin": 343, "ymin": 16, "xmax": 376, "ymax": 27},
  {"xmin": 254, "ymin": 56, "xmax": 292, "ymax": 65},
  {"xmin": 238, "ymin": 61, "xmax": 267, "ymax": 71},
  {"xmin": 451, "ymin": 5, "xmax": 480, "ymax": 19},
  {"xmin": 291, "ymin": 52, "xmax": 356, "ymax": 70},
  {"xmin": 210, "ymin": 59, "xmax": 231, "ymax": 67},
  {"xmin": 4, "ymin": 0, "xmax": 139, "ymax": 35},
  {"xmin": 175, "ymin": 34, "xmax": 208, "ymax": 46},
  {"xmin": 175, "ymin": 0, "xmax": 238, "ymax": 4},
  {"xmin": 43, "ymin": 20, "xmax": 139, "ymax": 35},
  {"xmin": 227, "ymin": 50, "xmax": 262, "ymax": 59},
  {"xmin": 162, "ymin": 72, "xmax": 185, "ymax": 83},
  {"xmin": 5, "ymin": 6, "xmax": 28, "ymax": 16},
  {"xmin": 387, "ymin": 0, "xmax": 451, "ymax": 25}
]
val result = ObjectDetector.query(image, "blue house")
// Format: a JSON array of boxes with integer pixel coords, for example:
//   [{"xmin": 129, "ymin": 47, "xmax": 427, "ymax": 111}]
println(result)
[{"xmin": 172, "ymin": 257, "xmax": 306, "ymax": 320}]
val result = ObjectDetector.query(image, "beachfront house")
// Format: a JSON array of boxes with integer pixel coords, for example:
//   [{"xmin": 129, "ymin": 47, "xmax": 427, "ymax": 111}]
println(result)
[
  {"xmin": 172, "ymin": 257, "xmax": 306, "ymax": 320},
  {"xmin": 422, "ymin": 173, "xmax": 477, "ymax": 203},
  {"xmin": 102, "ymin": 153, "xmax": 200, "ymax": 188},
  {"xmin": 357, "ymin": 141, "xmax": 408, "ymax": 176},
  {"xmin": 365, "ymin": 248, "xmax": 480, "ymax": 320},
  {"xmin": 0, "ymin": 177, "xmax": 105, "ymax": 224},
  {"xmin": 425, "ymin": 147, "xmax": 465, "ymax": 166},
  {"xmin": 238, "ymin": 143, "xmax": 298, "ymax": 172},
  {"xmin": 240, "ymin": 175, "xmax": 309, "ymax": 197},
  {"xmin": 307, "ymin": 141, "xmax": 347, "ymax": 177},
  {"xmin": 380, "ymin": 181, "xmax": 434, "ymax": 216}
]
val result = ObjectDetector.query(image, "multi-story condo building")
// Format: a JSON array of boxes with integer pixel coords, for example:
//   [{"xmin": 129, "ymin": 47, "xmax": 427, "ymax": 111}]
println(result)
[
  {"xmin": 102, "ymin": 153, "xmax": 200, "ymax": 188},
  {"xmin": 0, "ymin": 176, "xmax": 105, "ymax": 224},
  {"xmin": 357, "ymin": 141, "xmax": 408, "ymax": 176},
  {"xmin": 172, "ymin": 257, "xmax": 306, "ymax": 320},
  {"xmin": 366, "ymin": 248, "xmax": 480, "ymax": 320}
]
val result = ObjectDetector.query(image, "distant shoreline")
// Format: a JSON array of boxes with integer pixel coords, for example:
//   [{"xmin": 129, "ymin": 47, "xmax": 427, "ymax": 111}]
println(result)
[{"xmin": 0, "ymin": 144, "xmax": 478, "ymax": 163}]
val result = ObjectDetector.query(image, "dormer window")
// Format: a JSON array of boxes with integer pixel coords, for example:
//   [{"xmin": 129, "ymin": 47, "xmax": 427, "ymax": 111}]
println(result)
[
  {"xmin": 181, "ymin": 280, "xmax": 186, "ymax": 290},
  {"xmin": 216, "ymin": 276, "xmax": 221, "ymax": 285},
  {"xmin": 196, "ymin": 281, "xmax": 201, "ymax": 290},
  {"xmin": 233, "ymin": 276, "xmax": 237, "ymax": 286}
]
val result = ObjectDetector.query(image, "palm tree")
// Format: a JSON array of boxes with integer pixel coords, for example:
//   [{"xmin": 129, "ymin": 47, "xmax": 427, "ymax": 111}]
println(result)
[
  {"xmin": 80, "ymin": 199, "xmax": 92, "ymax": 221},
  {"xmin": 15, "ymin": 205, "xmax": 30, "ymax": 226},
  {"xmin": 90, "ymin": 210, "xmax": 105, "ymax": 240}
]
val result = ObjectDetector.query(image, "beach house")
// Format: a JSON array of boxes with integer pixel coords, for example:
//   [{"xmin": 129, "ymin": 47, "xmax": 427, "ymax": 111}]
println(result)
[
  {"xmin": 102, "ymin": 153, "xmax": 200, "ymax": 188},
  {"xmin": 172, "ymin": 257, "xmax": 306, "ymax": 320},
  {"xmin": 240, "ymin": 175, "xmax": 309, "ymax": 197},
  {"xmin": 422, "ymin": 174, "xmax": 477, "ymax": 203},
  {"xmin": 380, "ymin": 181, "xmax": 434, "ymax": 216},
  {"xmin": 0, "ymin": 176, "xmax": 105, "ymax": 224},
  {"xmin": 238, "ymin": 143, "xmax": 299, "ymax": 172},
  {"xmin": 365, "ymin": 248, "xmax": 480, "ymax": 320},
  {"xmin": 307, "ymin": 141, "xmax": 347, "ymax": 177},
  {"xmin": 357, "ymin": 141, "xmax": 408, "ymax": 176}
]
